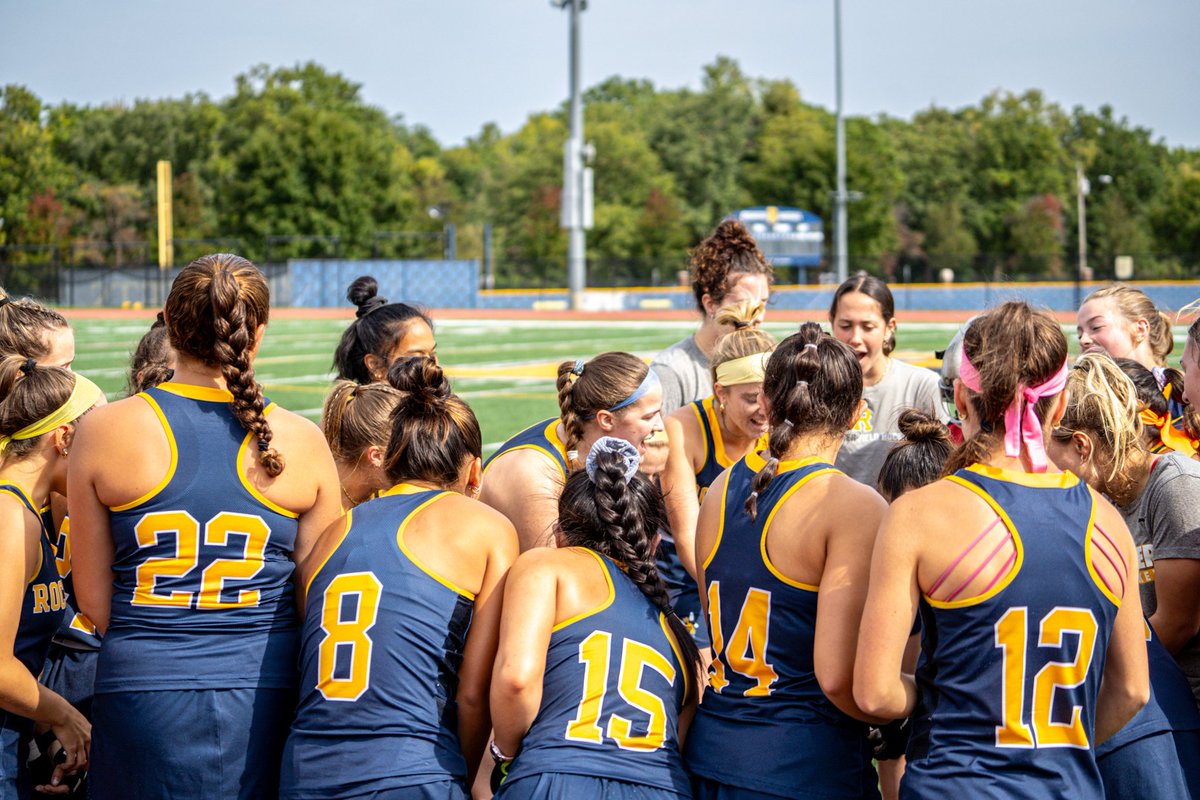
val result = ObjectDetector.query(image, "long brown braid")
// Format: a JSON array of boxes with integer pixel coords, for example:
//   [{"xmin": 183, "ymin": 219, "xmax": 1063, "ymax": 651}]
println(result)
[{"xmin": 165, "ymin": 254, "xmax": 283, "ymax": 477}]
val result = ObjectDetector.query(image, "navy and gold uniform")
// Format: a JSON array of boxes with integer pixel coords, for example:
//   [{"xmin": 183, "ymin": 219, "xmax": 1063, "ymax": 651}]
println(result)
[
  {"xmin": 904, "ymin": 465, "xmax": 1119, "ymax": 800},
  {"xmin": 497, "ymin": 549, "xmax": 691, "ymax": 799},
  {"xmin": 90, "ymin": 383, "xmax": 300, "ymax": 800},
  {"xmin": 1097, "ymin": 623, "xmax": 1198, "ymax": 798},
  {"xmin": 280, "ymin": 485, "xmax": 476, "ymax": 800},
  {"xmin": 482, "ymin": 417, "xmax": 570, "ymax": 479},
  {"xmin": 691, "ymin": 397, "xmax": 735, "ymax": 499},
  {"xmin": 685, "ymin": 455, "xmax": 877, "ymax": 800},
  {"xmin": 0, "ymin": 485, "xmax": 67, "ymax": 795}
]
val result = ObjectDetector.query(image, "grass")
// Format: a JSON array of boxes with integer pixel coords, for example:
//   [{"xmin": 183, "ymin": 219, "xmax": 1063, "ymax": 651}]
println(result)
[{"xmin": 71, "ymin": 317, "xmax": 1194, "ymax": 456}]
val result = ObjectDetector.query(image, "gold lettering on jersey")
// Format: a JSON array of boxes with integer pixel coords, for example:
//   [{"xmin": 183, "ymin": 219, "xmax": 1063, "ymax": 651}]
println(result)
[
  {"xmin": 1136, "ymin": 544, "xmax": 1155, "ymax": 585},
  {"xmin": 852, "ymin": 405, "xmax": 874, "ymax": 433},
  {"xmin": 32, "ymin": 579, "xmax": 67, "ymax": 613}
]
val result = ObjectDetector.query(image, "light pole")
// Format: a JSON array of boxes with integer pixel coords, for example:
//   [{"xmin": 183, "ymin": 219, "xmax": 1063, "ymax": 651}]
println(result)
[
  {"xmin": 1075, "ymin": 164, "xmax": 1112, "ymax": 306},
  {"xmin": 833, "ymin": 0, "xmax": 848, "ymax": 284},
  {"xmin": 554, "ymin": 0, "xmax": 592, "ymax": 310}
]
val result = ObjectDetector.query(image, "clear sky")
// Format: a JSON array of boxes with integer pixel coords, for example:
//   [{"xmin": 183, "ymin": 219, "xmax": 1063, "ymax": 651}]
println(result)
[{"xmin": 2, "ymin": 0, "xmax": 1197, "ymax": 148}]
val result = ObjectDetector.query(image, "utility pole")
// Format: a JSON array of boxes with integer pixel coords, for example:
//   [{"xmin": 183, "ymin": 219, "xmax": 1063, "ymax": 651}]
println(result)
[
  {"xmin": 833, "ymin": 0, "xmax": 849, "ymax": 284},
  {"xmin": 555, "ymin": 0, "xmax": 592, "ymax": 309}
]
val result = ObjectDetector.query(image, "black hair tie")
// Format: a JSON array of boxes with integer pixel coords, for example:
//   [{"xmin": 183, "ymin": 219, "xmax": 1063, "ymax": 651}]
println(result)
[
  {"xmin": 19, "ymin": 357, "xmax": 36, "ymax": 375},
  {"xmin": 257, "ymin": 438, "xmax": 270, "ymax": 452},
  {"xmin": 356, "ymin": 296, "xmax": 389, "ymax": 319},
  {"xmin": 0, "ymin": 296, "xmax": 11, "ymax": 310}
]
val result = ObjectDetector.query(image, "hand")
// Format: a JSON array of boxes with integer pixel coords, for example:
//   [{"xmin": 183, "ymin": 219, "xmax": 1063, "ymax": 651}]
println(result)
[{"xmin": 38, "ymin": 704, "xmax": 90, "ymax": 792}]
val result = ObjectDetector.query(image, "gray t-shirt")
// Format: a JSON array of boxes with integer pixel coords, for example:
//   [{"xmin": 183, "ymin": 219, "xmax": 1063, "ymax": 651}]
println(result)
[
  {"xmin": 650, "ymin": 335, "xmax": 711, "ymax": 417},
  {"xmin": 1120, "ymin": 452, "xmax": 1200, "ymax": 703},
  {"xmin": 835, "ymin": 358, "xmax": 945, "ymax": 487}
]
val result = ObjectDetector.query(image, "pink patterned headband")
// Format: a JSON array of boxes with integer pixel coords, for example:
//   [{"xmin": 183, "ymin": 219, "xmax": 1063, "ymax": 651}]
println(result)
[{"xmin": 958, "ymin": 349, "xmax": 1069, "ymax": 473}]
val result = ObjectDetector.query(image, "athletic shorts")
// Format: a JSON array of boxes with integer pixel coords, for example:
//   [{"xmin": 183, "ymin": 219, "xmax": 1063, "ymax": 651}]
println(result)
[
  {"xmin": 0, "ymin": 719, "xmax": 30, "ymax": 800},
  {"xmin": 1097, "ymin": 730, "xmax": 1190, "ymax": 800},
  {"xmin": 691, "ymin": 777, "xmax": 793, "ymax": 800},
  {"xmin": 340, "ymin": 781, "xmax": 467, "ymax": 800},
  {"xmin": 497, "ymin": 773, "xmax": 689, "ymax": 799},
  {"xmin": 89, "ymin": 687, "xmax": 294, "ymax": 800},
  {"xmin": 1174, "ymin": 729, "xmax": 1200, "ymax": 800}
]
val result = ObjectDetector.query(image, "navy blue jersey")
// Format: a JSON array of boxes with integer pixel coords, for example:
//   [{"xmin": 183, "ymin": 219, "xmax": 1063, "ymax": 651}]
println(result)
[
  {"xmin": 903, "ymin": 465, "xmax": 1118, "ymax": 800},
  {"xmin": 483, "ymin": 418, "xmax": 569, "ymax": 480},
  {"xmin": 98, "ymin": 383, "xmax": 301, "ymax": 693},
  {"xmin": 502, "ymin": 549, "xmax": 691, "ymax": 796},
  {"xmin": 280, "ymin": 485, "xmax": 475, "ymax": 799},
  {"xmin": 48, "ymin": 515, "xmax": 102, "ymax": 650},
  {"xmin": 691, "ymin": 397, "xmax": 733, "ymax": 500},
  {"xmin": 685, "ymin": 454, "xmax": 877, "ymax": 798},
  {"xmin": 0, "ymin": 485, "xmax": 67, "ymax": 676},
  {"xmin": 0, "ymin": 482, "xmax": 67, "ymax": 780}
]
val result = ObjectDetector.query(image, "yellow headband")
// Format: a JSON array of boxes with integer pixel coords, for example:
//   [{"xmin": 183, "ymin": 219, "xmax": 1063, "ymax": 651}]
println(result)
[
  {"xmin": 0, "ymin": 374, "xmax": 104, "ymax": 456},
  {"xmin": 715, "ymin": 351, "xmax": 771, "ymax": 387}
]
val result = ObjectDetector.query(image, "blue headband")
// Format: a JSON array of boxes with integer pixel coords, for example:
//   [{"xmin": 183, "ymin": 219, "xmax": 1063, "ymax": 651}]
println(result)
[{"xmin": 607, "ymin": 369, "xmax": 660, "ymax": 413}]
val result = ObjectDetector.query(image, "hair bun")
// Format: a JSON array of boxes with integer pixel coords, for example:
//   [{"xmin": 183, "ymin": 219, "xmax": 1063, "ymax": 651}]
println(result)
[
  {"xmin": 347, "ymin": 275, "xmax": 387, "ymax": 315},
  {"xmin": 387, "ymin": 356, "xmax": 451, "ymax": 409},
  {"xmin": 897, "ymin": 408, "xmax": 951, "ymax": 445}
]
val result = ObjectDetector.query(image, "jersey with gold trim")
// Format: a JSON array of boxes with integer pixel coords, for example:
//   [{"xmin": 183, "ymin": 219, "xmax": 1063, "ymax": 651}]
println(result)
[
  {"xmin": 500, "ymin": 549, "xmax": 690, "ymax": 796},
  {"xmin": 483, "ymin": 418, "xmax": 569, "ymax": 478},
  {"xmin": 97, "ymin": 384, "xmax": 300, "ymax": 692},
  {"xmin": 684, "ymin": 456, "xmax": 877, "ymax": 798},
  {"xmin": 904, "ymin": 466, "xmax": 1117, "ymax": 800},
  {"xmin": 692, "ymin": 397, "xmax": 728, "ymax": 494},
  {"xmin": 48, "ymin": 515, "xmax": 102, "ymax": 650},
  {"xmin": 280, "ymin": 486, "xmax": 474, "ymax": 799},
  {"xmin": 1, "ymin": 485, "xmax": 67, "ymax": 675}
]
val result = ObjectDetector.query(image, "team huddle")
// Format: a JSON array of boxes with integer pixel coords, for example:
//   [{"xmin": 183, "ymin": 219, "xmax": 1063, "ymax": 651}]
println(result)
[{"xmin": 2, "ymin": 221, "xmax": 1200, "ymax": 800}]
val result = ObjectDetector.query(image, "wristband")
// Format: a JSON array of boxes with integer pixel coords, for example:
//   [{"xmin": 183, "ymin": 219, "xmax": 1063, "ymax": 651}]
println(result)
[{"xmin": 489, "ymin": 739, "xmax": 516, "ymax": 764}]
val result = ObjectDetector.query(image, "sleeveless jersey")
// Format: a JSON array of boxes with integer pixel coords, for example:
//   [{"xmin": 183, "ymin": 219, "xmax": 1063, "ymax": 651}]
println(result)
[
  {"xmin": 97, "ymin": 383, "xmax": 300, "ymax": 692},
  {"xmin": 280, "ymin": 486, "xmax": 475, "ymax": 799},
  {"xmin": 0, "ymin": 485, "xmax": 67, "ymax": 676},
  {"xmin": 502, "ymin": 549, "xmax": 691, "ymax": 796},
  {"xmin": 483, "ymin": 417, "xmax": 569, "ymax": 479},
  {"xmin": 903, "ymin": 465, "xmax": 1118, "ymax": 800},
  {"xmin": 48, "ymin": 515, "xmax": 102, "ymax": 650},
  {"xmin": 684, "ymin": 454, "xmax": 877, "ymax": 798}
]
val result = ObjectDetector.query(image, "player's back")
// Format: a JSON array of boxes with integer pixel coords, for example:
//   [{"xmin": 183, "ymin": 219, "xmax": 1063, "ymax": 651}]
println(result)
[
  {"xmin": 903, "ymin": 465, "xmax": 1118, "ymax": 800},
  {"xmin": 482, "ymin": 417, "xmax": 569, "ymax": 478},
  {"xmin": 498, "ymin": 548, "xmax": 690, "ymax": 797},
  {"xmin": 100, "ymin": 383, "xmax": 300, "ymax": 692},
  {"xmin": 685, "ymin": 454, "xmax": 877, "ymax": 799},
  {"xmin": 281, "ymin": 485, "xmax": 474, "ymax": 799}
]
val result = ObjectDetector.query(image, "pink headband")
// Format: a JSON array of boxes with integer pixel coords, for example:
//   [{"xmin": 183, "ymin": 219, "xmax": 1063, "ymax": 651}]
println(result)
[{"xmin": 958, "ymin": 349, "xmax": 1069, "ymax": 473}]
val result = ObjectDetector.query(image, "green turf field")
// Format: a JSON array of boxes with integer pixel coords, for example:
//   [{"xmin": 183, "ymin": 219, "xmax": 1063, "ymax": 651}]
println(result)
[{"xmin": 69, "ymin": 317, "xmax": 1193, "ymax": 457}]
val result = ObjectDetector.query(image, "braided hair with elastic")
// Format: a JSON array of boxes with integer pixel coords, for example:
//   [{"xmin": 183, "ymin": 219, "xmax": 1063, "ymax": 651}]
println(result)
[{"xmin": 558, "ymin": 449, "xmax": 703, "ymax": 696}]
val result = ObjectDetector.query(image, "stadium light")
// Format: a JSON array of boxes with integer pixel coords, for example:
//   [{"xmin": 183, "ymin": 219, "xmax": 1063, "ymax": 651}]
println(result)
[
  {"xmin": 833, "ymin": 0, "xmax": 848, "ymax": 284},
  {"xmin": 553, "ymin": 0, "xmax": 591, "ymax": 310}
]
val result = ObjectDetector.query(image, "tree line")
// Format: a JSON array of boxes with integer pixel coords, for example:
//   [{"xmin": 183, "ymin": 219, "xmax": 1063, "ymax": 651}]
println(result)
[{"xmin": 2, "ymin": 59, "xmax": 1198, "ymax": 287}]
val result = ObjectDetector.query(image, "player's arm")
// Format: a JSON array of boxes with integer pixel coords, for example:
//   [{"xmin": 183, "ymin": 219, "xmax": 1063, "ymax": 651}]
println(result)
[
  {"xmin": 489, "ymin": 549, "xmax": 559, "ymax": 757},
  {"xmin": 813, "ymin": 478, "xmax": 890, "ymax": 723},
  {"xmin": 661, "ymin": 413, "xmax": 701, "ymax": 579},
  {"xmin": 0, "ymin": 503, "xmax": 90, "ymax": 778},
  {"xmin": 479, "ymin": 452, "xmax": 562, "ymax": 552},
  {"xmin": 456, "ymin": 511, "xmax": 519, "ymax": 786},
  {"xmin": 693, "ymin": 470, "xmax": 730, "ymax": 625},
  {"xmin": 295, "ymin": 513, "xmax": 353, "ymax": 616},
  {"xmin": 854, "ymin": 491, "xmax": 923, "ymax": 721},
  {"xmin": 1149, "ymin": 558, "xmax": 1200, "ymax": 654},
  {"xmin": 1094, "ymin": 502, "xmax": 1150, "ymax": 744},
  {"xmin": 66, "ymin": 410, "xmax": 117, "ymax": 635},
  {"xmin": 280, "ymin": 412, "xmax": 344, "ymax": 566}
]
